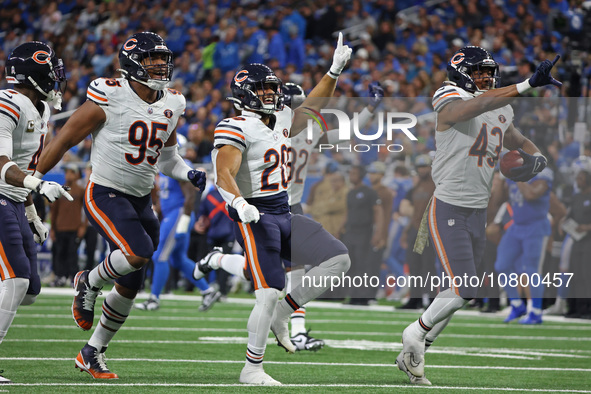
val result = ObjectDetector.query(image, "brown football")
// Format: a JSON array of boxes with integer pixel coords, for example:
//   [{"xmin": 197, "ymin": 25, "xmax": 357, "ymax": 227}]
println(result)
[{"xmin": 500, "ymin": 150, "xmax": 524, "ymax": 178}]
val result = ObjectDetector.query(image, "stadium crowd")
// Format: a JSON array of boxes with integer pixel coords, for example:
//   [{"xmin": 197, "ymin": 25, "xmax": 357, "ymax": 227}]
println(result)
[{"xmin": 1, "ymin": 0, "xmax": 590, "ymax": 318}]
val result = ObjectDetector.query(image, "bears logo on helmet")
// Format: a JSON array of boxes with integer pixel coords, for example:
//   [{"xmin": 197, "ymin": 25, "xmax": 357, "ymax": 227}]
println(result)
[{"xmin": 228, "ymin": 63, "xmax": 283, "ymax": 114}]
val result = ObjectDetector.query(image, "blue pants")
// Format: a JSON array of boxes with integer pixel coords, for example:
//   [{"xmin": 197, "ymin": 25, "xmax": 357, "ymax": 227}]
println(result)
[
  {"xmin": 84, "ymin": 182, "xmax": 159, "ymax": 290},
  {"xmin": 495, "ymin": 220, "xmax": 550, "ymax": 302},
  {"xmin": 150, "ymin": 207, "xmax": 209, "ymax": 296},
  {"xmin": 428, "ymin": 198, "xmax": 486, "ymax": 299},
  {"xmin": 0, "ymin": 195, "xmax": 40, "ymax": 295}
]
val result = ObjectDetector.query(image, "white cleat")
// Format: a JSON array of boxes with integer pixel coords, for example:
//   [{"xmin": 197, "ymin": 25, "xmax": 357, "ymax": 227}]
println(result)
[
  {"xmin": 270, "ymin": 311, "xmax": 296, "ymax": 353},
  {"xmin": 134, "ymin": 297, "xmax": 160, "ymax": 311},
  {"xmin": 400, "ymin": 323, "xmax": 426, "ymax": 378},
  {"xmin": 239, "ymin": 365, "xmax": 281, "ymax": 385},
  {"xmin": 395, "ymin": 350, "xmax": 431, "ymax": 385}
]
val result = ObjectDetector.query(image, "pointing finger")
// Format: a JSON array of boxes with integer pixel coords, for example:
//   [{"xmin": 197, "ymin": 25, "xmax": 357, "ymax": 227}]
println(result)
[
  {"xmin": 552, "ymin": 54, "xmax": 560, "ymax": 65},
  {"xmin": 337, "ymin": 32, "xmax": 343, "ymax": 48}
]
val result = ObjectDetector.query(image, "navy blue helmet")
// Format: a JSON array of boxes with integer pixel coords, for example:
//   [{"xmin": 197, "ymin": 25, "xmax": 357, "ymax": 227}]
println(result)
[
  {"xmin": 229, "ymin": 63, "xmax": 283, "ymax": 114},
  {"xmin": 5, "ymin": 41, "xmax": 66, "ymax": 97},
  {"xmin": 282, "ymin": 82, "xmax": 306, "ymax": 108},
  {"xmin": 118, "ymin": 32, "xmax": 173, "ymax": 90},
  {"xmin": 447, "ymin": 46, "xmax": 499, "ymax": 93}
]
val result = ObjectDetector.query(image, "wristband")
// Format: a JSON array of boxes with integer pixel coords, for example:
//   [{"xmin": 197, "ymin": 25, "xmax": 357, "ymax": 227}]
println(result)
[
  {"xmin": 516, "ymin": 79, "xmax": 532, "ymax": 94},
  {"xmin": 327, "ymin": 70, "xmax": 340, "ymax": 80},
  {"xmin": 231, "ymin": 196, "xmax": 246, "ymax": 209},
  {"xmin": 25, "ymin": 204, "xmax": 37, "ymax": 220},
  {"xmin": 176, "ymin": 214, "xmax": 191, "ymax": 234},
  {"xmin": 33, "ymin": 171, "xmax": 44, "ymax": 179},
  {"xmin": 0, "ymin": 161, "xmax": 17, "ymax": 182},
  {"xmin": 23, "ymin": 175, "xmax": 42, "ymax": 191}
]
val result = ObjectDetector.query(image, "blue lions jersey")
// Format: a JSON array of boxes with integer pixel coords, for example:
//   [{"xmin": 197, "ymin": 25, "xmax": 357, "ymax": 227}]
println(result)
[
  {"xmin": 506, "ymin": 167, "xmax": 553, "ymax": 225},
  {"xmin": 158, "ymin": 173, "xmax": 185, "ymax": 217}
]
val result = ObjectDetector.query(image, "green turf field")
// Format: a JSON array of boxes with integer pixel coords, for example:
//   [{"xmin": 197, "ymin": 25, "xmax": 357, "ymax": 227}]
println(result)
[{"xmin": 1, "ymin": 289, "xmax": 590, "ymax": 393}]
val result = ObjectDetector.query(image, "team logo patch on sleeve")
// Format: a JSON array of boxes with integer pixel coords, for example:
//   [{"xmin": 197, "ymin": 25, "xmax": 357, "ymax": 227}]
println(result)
[
  {"xmin": 164, "ymin": 109, "xmax": 173, "ymax": 119},
  {"xmin": 498, "ymin": 114, "xmax": 506, "ymax": 123},
  {"xmin": 282, "ymin": 128, "xmax": 289, "ymax": 138}
]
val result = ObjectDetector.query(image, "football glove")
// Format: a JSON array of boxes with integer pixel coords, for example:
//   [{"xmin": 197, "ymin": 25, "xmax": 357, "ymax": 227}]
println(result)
[
  {"xmin": 232, "ymin": 197, "xmax": 260, "ymax": 223},
  {"xmin": 529, "ymin": 55, "xmax": 562, "ymax": 88},
  {"xmin": 329, "ymin": 32, "xmax": 353, "ymax": 77},
  {"xmin": 25, "ymin": 205, "xmax": 48, "ymax": 244},
  {"xmin": 368, "ymin": 81, "xmax": 384, "ymax": 109},
  {"xmin": 188, "ymin": 170, "xmax": 206, "ymax": 192},
  {"xmin": 23, "ymin": 175, "xmax": 73, "ymax": 203},
  {"xmin": 509, "ymin": 148, "xmax": 548, "ymax": 182}
]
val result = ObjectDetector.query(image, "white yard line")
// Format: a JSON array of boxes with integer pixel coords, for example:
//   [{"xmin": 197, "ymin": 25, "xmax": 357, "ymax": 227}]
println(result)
[
  {"xmin": 1, "ymin": 356, "xmax": 591, "ymax": 372},
  {"xmin": 2, "ymin": 383, "xmax": 591, "ymax": 392},
  {"xmin": 14, "ymin": 312, "xmax": 591, "ymax": 331}
]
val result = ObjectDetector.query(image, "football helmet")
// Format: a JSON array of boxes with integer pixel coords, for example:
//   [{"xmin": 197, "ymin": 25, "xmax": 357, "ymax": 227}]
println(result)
[
  {"xmin": 447, "ymin": 46, "xmax": 499, "ymax": 93},
  {"xmin": 5, "ymin": 41, "xmax": 66, "ymax": 109},
  {"xmin": 118, "ymin": 32, "xmax": 173, "ymax": 91},
  {"xmin": 228, "ymin": 63, "xmax": 283, "ymax": 114},
  {"xmin": 282, "ymin": 82, "xmax": 306, "ymax": 108}
]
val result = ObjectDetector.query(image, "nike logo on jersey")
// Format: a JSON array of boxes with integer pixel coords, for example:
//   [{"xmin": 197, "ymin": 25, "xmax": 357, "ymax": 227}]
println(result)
[
  {"xmin": 3, "ymin": 92, "xmax": 13, "ymax": 99},
  {"xmin": 94, "ymin": 81, "xmax": 99, "ymax": 86}
]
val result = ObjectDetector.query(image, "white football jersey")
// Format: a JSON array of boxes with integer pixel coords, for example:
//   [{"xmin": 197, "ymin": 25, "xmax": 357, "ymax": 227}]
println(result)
[
  {"xmin": 212, "ymin": 108, "xmax": 292, "ymax": 199},
  {"xmin": 0, "ymin": 89, "xmax": 50, "ymax": 203},
  {"xmin": 86, "ymin": 78, "xmax": 185, "ymax": 197},
  {"xmin": 289, "ymin": 123, "xmax": 321, "ymax": 205},
  {"xmin": 431, "ymin": 84, "xmax": 514, "ymax": 208}
]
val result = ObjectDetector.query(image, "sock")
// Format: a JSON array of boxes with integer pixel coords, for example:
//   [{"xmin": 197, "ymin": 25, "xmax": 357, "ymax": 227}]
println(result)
[
  {"xmin": 288, "ymin": 254, "xmax": 350, "ymax": 306},
  {"xmin": 219, "ymin": 254, "xmax": 247, "ymax": 280},
  {"xmin": 290, "ymin": 307, "xmax": 306, "ymax": 336},
  {"xmin": 424, "ymin": 315, "xmax": 452, "ymax": 351},
  {"xmin": 510, "ymin": 298, "xmax": 524, "ymax": 308},
  {"xmin": 0, "ymin": 278, "xmax": 28, "ymax": 344},
  {"xmin": 88, "ymin": 287, "xmax": 134, "ymax": 349},
  {"xmin": 245, "ymin": 288, "xmax": 280, "ymax": 366},
  {"xmin": 417, "ymin": 289, "xmax": 468, "ymax": 340},
  {"xmin": 89, "ymin": 250, "xmax": 139, "ymax": 289},
  {"xmin": 150, "ymin": 260, "xmax": 170, "ymax": 298},
  {"xmin": 531, "ymin": 298, "xmax": 542, "ymax": 315}
]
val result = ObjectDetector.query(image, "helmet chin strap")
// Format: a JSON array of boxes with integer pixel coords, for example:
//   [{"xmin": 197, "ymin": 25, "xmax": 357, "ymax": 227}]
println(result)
[
  {"xmin": 135, "ymin": 77, "xmax": 169, "ymax": 91},
  {"xmin": 27, "ymin": 76, "xmax": 62, "ymax": 110}
]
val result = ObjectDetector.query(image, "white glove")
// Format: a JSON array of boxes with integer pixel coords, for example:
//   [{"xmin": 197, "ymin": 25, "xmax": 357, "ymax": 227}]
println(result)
[
  {"xmin": 232, "ymin": 197, "xmax": 260, "ymax": 223},
  {"xmin": 329, "ymin": 32, "xmax": 353, "ymax": 78},
  {"xmin": 25, "ymin": 204, "xmax": 48, "ymax": 244},
  {"xmin": 176, "ymin": 214, "xmax": 191, "ymax": 235},
  {"xmin": 23, "ymin": 175, "xmax": 73, "ymax": 203}
]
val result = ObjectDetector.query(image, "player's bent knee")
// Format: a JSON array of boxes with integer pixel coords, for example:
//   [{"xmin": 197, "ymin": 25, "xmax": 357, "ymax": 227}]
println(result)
[
  {"xmin": 126, "ymin": 255, "xmax": 150, "ymax": 269},
  {"xmin": 20, "ymin": 294, "xmax": 37, "ymax": 305}
]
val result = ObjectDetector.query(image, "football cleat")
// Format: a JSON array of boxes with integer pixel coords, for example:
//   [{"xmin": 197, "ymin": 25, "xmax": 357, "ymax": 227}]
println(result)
[
  {"xmin": 503, "ymin": 303, "xmax": 527, "ymax": 323},
  {"xmin": 290, "ymin": 331, "xmax": 325, "ymax": 351},
  {"xmin": 0, "ymin": 370, "xmax": 11, "ymax": 384},
  {"xmin": 75, "ymin": 344, "xmax": 119, "ymax": 379},
  {"xmin": 239, "ymin": 364, "xmax": 281, "ymax": 385},
  {"xmin": 519, "ymin": 311, "xmax": 542, "ymax": 325},
  {"xmin": 72, "ymin": 270, "xmax": 101, "ymax": 331},
  {"xmin": 544, "ymin": 299, "xmax": 566, "ymax": 316},
  {"xmin": 396, "ymin": 350, "xmax": 432, "ymax": 385},
  {"xmin": 134, "ymin": 296, "xmax": 160, "ymax": 311},
  {"xmin": 194, "ymin": 247, "xmax": 223, "ymax": 280},
  {"xmin": 199, "ymin": 290, "xmax": 222, "ymax": 312},
  {"xmin": 399, "ymin": 323, "xmax": 426, "ymax": 378}
]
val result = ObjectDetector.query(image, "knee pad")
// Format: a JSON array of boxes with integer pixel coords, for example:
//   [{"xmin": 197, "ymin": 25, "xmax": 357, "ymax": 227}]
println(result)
[
  {"xmin": 20, "ymin": 294, "xmax": 37, "ymax": 305},
  {"xmin": 320, "ymin": 254, "xmax": 351, "ymax": 276},
  {"xmin": 0, "ymin": 277, "xmax": 29, "ymax": 309}
]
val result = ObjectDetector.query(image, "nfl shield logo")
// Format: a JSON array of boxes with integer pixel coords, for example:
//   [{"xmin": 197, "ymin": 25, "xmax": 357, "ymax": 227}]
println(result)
[
  {"xmin": 0, "ymin": 199, "xmax": 6, "ymax": 206},
  {"xmin": 448, "ymin": 219, "xmax": 455, "ymax": 227}
]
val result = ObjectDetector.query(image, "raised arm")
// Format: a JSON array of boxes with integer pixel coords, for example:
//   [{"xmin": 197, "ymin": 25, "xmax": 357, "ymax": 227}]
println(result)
[{"xmin": 291, "ymin": 33, "xmax": 352, "ymax": 135}]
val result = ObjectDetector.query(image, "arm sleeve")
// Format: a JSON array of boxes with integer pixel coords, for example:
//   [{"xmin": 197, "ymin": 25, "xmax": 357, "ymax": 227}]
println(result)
[
  {"xmin": 0, "ymin": 114, "xmax": 15, "ymax": 158},
  {"xmin": 158, "ymin": 145, "xmax": 193, "ymax": 182}
]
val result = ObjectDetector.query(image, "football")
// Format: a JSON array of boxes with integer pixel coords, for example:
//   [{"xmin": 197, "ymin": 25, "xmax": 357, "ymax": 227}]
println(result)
[{"xmin": 500, "ymin": 150, "xmax": 524, "ymax": 178}]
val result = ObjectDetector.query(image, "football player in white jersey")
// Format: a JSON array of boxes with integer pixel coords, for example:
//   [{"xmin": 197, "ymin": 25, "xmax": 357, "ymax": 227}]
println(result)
[
  {"xmin": 213, "ymin": 33, "xmax": 352, "ymax": 385},
  {"xmin": 396, "ymin": 46, "xmax": 562, "ymax": 385},
  {"xmin": 35, "ymin": 32, "xmax": 206, "ymax": 379},
  {"xmin": 0, "ymin": 41, "xmax": 72, "ymax": 384}
]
